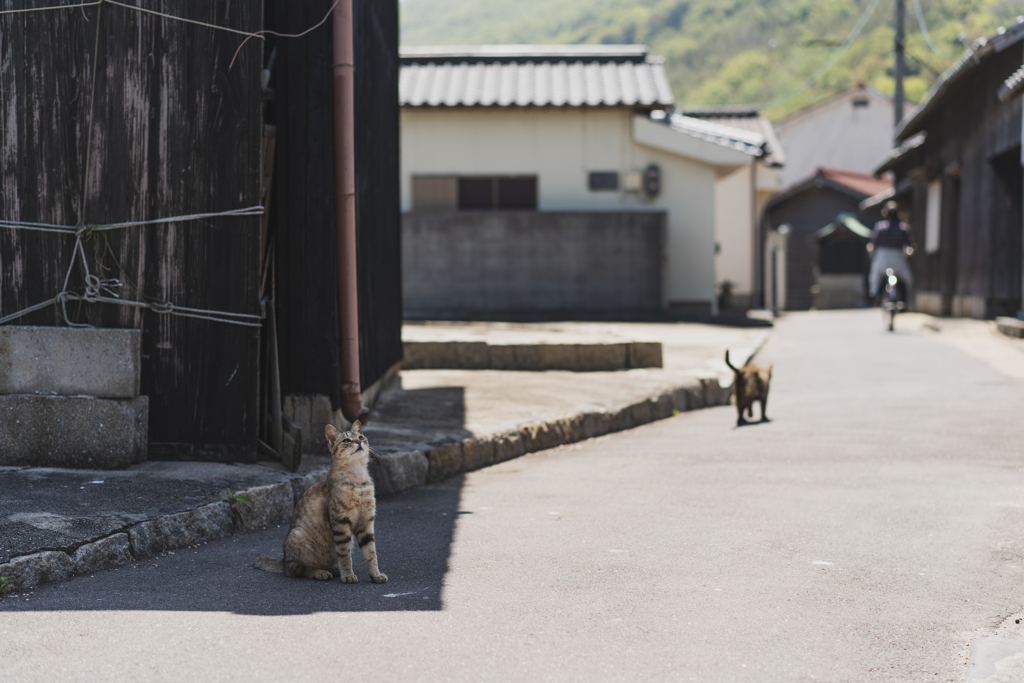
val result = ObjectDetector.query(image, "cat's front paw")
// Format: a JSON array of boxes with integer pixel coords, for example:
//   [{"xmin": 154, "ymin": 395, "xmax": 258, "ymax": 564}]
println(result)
[
  {"xmin": 311, "ymin": 570, "xmax": 333, "ymax": 581},
  {"xmin": 340, "ymin": 573, "xmax": 359, "ymax": 583},
  {"xmin": 371, "ymin": 573, "xmax": 388, "ymax": 583}
]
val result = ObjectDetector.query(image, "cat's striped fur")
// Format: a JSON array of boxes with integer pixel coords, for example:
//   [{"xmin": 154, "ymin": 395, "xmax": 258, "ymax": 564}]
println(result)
[
  {"xmin": 725, "ymin": 350, "xmax": 772, "ymax": 427},
  {"xmin": 254, "ymin": 421, "xmax": 387, "ymax": 583}
]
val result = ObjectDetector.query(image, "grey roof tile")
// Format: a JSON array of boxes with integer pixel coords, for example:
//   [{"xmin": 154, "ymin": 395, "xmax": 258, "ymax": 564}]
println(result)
[
  {"xmin": 680, "ymin": 107, "xmax": 786, "ymax": 166},
  {"xmin": 400, "ymin": 46, "xmax": 675, "ymax": 109}
]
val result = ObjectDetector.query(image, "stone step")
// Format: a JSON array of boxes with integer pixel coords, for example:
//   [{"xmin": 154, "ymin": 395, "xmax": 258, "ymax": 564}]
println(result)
[
  {"xmin": 402, "ymin": 340, "xmax": 663, "ymax": 371},
  {"xmin": 0, "ymin": 395, "xmax": 148, "ymax": 468},
  {"xmin": 0, "ymin": 326, "xmax": 141, "ymax": 398}
]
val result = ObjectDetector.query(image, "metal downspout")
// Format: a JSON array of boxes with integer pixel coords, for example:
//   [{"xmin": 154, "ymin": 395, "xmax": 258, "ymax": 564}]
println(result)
[{"xmin": 332, "ymin": 0, "xmax": 369, "ymax": 424}]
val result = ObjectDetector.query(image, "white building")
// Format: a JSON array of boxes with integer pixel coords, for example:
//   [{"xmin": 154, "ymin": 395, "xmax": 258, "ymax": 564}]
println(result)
[
  {"xmin": 774, "ymin": 85, "xmax": 894, "ymax": 190},
  {"xmin": 399, "ymin": 45, "xmax": 784, "ymax": 316}
]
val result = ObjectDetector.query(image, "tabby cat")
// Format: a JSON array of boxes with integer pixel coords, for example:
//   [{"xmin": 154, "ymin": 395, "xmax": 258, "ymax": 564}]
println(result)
[
  {"xmin": 725, "ymin": 350, "xmax": 772, "ymax": 427},
  {"xmin": 254, "ymin": 421, "xmax": 387, "ymax": 583}
]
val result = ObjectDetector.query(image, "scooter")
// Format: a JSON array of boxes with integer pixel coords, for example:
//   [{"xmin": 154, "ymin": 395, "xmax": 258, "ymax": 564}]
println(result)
[{"xmin": 880, "ymin": 268, "xmax": 905, "ymax": 332}]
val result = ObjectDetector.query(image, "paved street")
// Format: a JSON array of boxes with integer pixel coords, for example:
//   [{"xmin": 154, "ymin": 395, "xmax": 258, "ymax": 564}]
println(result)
[{"xmin": 4, "ymin": 310, "xmax": 1024, "ymax": 682}]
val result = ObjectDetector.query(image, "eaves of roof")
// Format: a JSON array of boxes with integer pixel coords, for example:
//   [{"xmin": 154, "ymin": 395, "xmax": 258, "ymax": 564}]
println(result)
[
  {"xmin": 998, "ymin": 64, "xmax": 1024, "ymax": 102},
  {"xmin": 666, "ymin": 112, "xmax": 766, "ymax": 158},
  {"xmin": 680, "ymin": 107, "xmax": 785, "ymax": 167},
  {"xmin": 813, "ymin": 212, "xmax": 873, "ymax": 241},
  {"xmin": 859, "ymin": 177, "xmax": 913, "ymax": 212},
  {"xmin": 400, "ymin": 44, "xmax": 649, "ymax": 65},
  {"xmin": 873, "ymin": 132, "xmax": 926, "ymax": 175},
  {"xmin": 896, "ymin": 20, "xmax": 1024, "ymax": 140}
]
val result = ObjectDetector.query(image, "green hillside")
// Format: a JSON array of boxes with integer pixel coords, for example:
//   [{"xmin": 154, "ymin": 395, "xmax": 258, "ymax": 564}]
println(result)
[{"xmin": 399, "ymin": 0, "xmax": 1024, "ymax": 120}]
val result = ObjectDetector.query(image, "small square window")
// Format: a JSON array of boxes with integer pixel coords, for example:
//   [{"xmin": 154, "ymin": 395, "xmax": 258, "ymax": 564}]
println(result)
[{"xmin": 588, "ymin": 171, "xmax": 619, "ymax": 191}]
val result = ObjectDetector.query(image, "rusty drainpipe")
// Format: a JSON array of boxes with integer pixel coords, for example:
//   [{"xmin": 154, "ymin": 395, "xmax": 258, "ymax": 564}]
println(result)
[{"xmin": 332, "ymin": 0, "xmax": 369, "ymax": 425}]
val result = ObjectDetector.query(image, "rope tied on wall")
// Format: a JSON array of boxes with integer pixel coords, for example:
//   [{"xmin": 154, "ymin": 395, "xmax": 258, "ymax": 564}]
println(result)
[
  {"xmin": 0, "ymin": 2, "xmax": 316, "ymax": 329},
  {"xmin": 0, "ymin": 206, "xmax": 266, "ymax": 328}
]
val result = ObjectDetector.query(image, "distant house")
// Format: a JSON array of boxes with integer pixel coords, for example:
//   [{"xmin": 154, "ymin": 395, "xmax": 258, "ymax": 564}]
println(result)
[
  {"xmin": 763, "ymin": 168, "xmax": 890, "ymax": 310},
  {"xmin": 873, "ymin": 23, "xmax": 1023, "ymax": 318},
  {"xmin": 775, "ymin": 85, "xmax": 894, "ymax": 190},
  {"xmin": 682, "ymin": 107, "xmax": 785, "ymax": 311},
  {"xmin": 399, "ymin": 45, "xmax": 778, "ymax": 319}
]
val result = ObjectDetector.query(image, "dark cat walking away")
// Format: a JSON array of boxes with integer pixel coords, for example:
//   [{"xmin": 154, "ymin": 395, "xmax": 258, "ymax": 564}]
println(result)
[{"xmin": 725, "ymin": 350, "xmax": 772, "ymax": 427}]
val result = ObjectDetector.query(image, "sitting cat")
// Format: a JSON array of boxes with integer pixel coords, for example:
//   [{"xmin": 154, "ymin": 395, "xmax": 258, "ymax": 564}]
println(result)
[
  {"xmin": 725, "ymin": 350, "xmax": 772, "ymax": 427},
  {"xmin": 254, "ymin": 421, "xmax": 387, "ymax": 583}
]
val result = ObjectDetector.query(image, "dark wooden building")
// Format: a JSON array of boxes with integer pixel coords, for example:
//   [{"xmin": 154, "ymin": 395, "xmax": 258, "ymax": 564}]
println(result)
[
  {"xmin": 763, "ymin": 168, "xmax": 889, "ymax": 310},
  {"xmin": 0, "ymin": 1, "xmax": 402, "ymax": 462},
  {"xmin": 875, "ymin": 23, "xmax": 1024, "ymax": 318}
]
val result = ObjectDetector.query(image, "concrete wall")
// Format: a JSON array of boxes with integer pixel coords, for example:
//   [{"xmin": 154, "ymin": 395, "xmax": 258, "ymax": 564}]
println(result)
[
  {"xmin": 403, "ymin": 211, "xmax": 665, "ymax": 318},
  {"xmin": 775, "ymin": 89, "xmax": 894, "ymax": 189},
  {"xmin": 401, "ymin": 107, "xmax": 727, "ymax": 307}
]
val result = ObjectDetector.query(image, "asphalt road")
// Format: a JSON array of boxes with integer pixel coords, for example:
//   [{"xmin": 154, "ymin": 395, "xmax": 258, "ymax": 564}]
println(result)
[{"xmin": 4, "ymin": 310, "xmax": 1024, "ymax": 683}]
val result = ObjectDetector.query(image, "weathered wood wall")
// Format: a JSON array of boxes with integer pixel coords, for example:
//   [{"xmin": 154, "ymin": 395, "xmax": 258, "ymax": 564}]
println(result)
[
  {"xmin": 898, "ymin": 41, "xmax": 1023, "ymax": 316},
  {"xmin": 0, "ymin": 1, "xmax": 263, "ymax": 460},
  {"xmin": 265, "ymin": 0, "xmax": 402, "ymax": 406}
]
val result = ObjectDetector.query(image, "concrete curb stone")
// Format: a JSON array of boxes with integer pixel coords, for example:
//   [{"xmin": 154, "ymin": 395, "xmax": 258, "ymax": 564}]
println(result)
[
  {"xmin": 128, "ymin": 502, "xmax": 234, "ymax": 559},
  {"xmin": 71, "ymin": 533, "xmax": 133, "ymax": 574},
  {"xmin": 379, "ymin": 450, "xmax": 429, "ymax": 493},
  {"xmin": 426, "ymin": 442, "xmax": 464, "ymax": 482},
  {"xmin": 236, "ymin": 483, "xmax": 294, "ymax": 531},
  {"xmin": 1, "ymin": 551, "xmax": 73, "ymax": 592}
]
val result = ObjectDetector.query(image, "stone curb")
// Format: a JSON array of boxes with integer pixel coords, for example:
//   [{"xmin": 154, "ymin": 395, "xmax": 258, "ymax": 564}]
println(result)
[{"xmin": 0, "ymin": 346, "xmax": 760, "ymax": 596}]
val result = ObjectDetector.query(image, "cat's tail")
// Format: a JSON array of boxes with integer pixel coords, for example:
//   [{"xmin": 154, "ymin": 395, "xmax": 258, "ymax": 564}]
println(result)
[
  {"xmin": 724, "ymin": 350, "xmax": 741, "ymax": 373},
  {"xmin": 253, "ymin": 554, "xmax": 285, "ymax": 573}
]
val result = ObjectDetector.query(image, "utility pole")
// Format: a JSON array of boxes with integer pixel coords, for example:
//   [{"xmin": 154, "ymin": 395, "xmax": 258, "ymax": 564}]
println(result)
[{"xmin": 894, "ymin": 0, "xmax": 905, "ymax": 137}]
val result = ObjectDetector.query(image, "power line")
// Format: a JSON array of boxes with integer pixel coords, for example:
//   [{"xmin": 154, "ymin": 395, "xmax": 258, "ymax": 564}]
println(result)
[
  {"xmin": 912, "ymin": 0, "xmax": 946, "ymax": 54},
  {"xmin": 762, "ymin": 0, "xmax": 883, "ymax": 109}
]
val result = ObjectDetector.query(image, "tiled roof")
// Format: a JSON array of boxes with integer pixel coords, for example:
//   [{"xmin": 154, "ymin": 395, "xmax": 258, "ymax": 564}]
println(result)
[
  {"xmin": 897, "ymin": 19, "xmax": 1024, "ymax": 139},
  {"xmin": 818, "ymin": 167, "xmax": 892, "ymax": 198},
  {"xmin": 399, "ymin": 45, "xmax": 675, "ymax": 109},
  {"xmin": 680, "ymin": 107, "xmax": 786, "ymax": 167},
  {"xmin": 664, "ymin": 112, "xmax": 767, "ymax": 157},
  {"xmin": 768, "ymin": 167, "xmax": 893, "ymax": 210},
  {"xmin": 999, "ymin": 64, "xmax": 1024, "ymax": 102}
]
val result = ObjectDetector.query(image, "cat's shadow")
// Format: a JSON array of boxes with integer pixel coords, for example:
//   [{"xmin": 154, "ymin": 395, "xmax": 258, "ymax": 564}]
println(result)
[{"xmin": 734, "ymin": 417, "xmax": 771, "ymax": 429}]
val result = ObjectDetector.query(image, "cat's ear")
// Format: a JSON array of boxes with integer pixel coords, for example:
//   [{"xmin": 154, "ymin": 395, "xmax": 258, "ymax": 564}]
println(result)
[
  {"xmin": 351, "ymin": 420, "xmax": 363, "ymax": 434},
  {"xmin": 325, "ymin": 424, "xmax": 339, "ymax": 447}
]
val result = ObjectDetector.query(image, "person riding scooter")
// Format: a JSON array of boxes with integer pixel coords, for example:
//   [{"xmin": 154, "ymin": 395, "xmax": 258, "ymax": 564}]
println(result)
[{"xmin": 867, "ymin": 200, "xmax": 915, "ymax": 303}]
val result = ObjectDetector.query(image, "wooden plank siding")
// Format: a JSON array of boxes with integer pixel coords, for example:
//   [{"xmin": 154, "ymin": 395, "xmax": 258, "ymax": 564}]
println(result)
[
  {"xmin": 892, "ymin": 42, "xmax": 1023, "ymax": 318},
  {"xmin": 264, "ymin": 0, "xmax": 402, "ymax": 406},
  {"xmin": 0, "ymin": 2, "xmax": 263, "ymax": 460}
]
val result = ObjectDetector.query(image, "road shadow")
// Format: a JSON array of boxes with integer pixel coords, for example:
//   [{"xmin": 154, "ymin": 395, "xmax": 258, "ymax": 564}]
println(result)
[
  {"xmin": 1, "ymin": 382, "xmax": 473, "ymax": 616},
  {"xmin": 0, "ymin": 476, "xmax": 467, "ymax": 615},
  {"xmin": 366, "ymin": 382, "xmax": 470, "ymax": 449}
]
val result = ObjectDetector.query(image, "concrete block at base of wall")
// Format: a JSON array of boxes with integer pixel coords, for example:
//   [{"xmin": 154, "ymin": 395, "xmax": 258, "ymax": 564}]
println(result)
[
  {"xmin": 283, "ymin": 394, "xmax": 338, "ymax": 455},
  {"xmin": 402, "ymin": 341, "xmax": 663, "ymax": 371},
  {"xmin": 0, "ymin": 395, "xmax": 148, "ymax": 468},
  {"xmin": 0, "ymin": 326, "xmax": 141, "ymax": 398}
]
